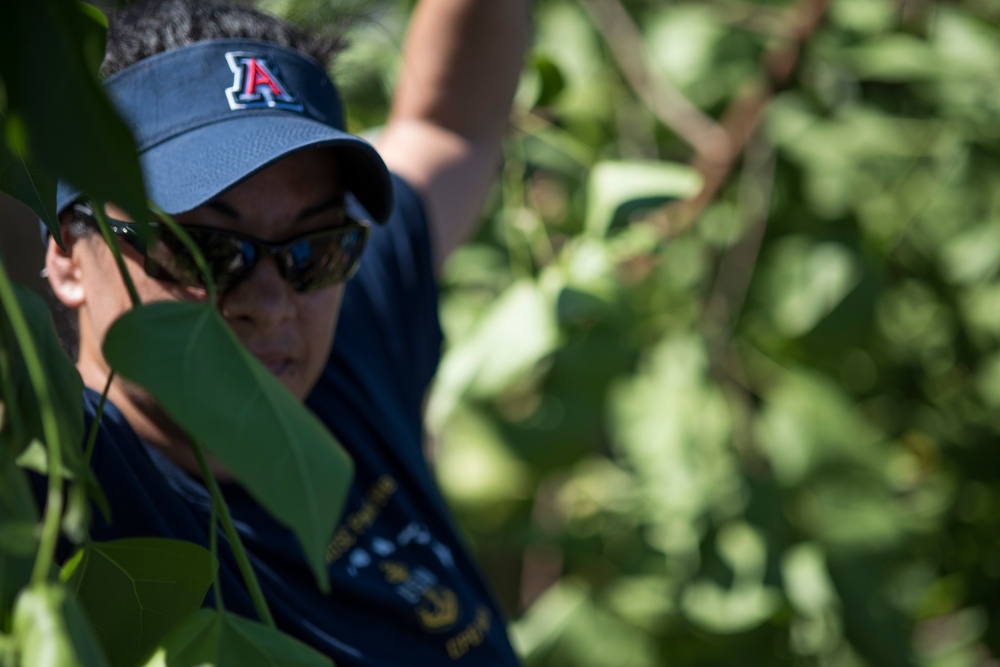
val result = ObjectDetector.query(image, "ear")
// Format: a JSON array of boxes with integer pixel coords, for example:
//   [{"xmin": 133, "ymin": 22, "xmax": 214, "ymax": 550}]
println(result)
[{"xmin": 45, "ymin": 212, "xmax": 87, "ymax": 309}]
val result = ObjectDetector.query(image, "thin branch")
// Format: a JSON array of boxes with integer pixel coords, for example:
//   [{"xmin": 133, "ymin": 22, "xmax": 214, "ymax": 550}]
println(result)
[
  {"xmin": 191, "ymin": 439, "xmax": 274, "ymax": 627},
  {"xmin": 702, "ymin": 131, "xmax": 777, "ymax": 474},
  {"xmin": 703, "ymin": 129, "xmax": 777, "ymax": 350},
  {"xmin": 672, "ymin": 0, "xmax": 831, "ymax": 230},
  {"xmin": 577, "ymin": 0, "xmax": 731, "ymax": 165}
]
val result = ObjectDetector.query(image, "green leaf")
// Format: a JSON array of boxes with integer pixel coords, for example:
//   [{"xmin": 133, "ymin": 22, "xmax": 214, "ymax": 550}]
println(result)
[
  {"xmin": 435, "ymin": 407, "xmax": 533, "ymax": 509},
  {"xmin": 12, "ymin": 582, "xmax": 110, "ymax": 667},
  {"xmin": 511, "ymin": 579, "xmax": 657, "ymax": 667},
  {"xmin": 0, "ymin": 285, "xmax": 83, "ymax": 468},
  {"xmin": 753, "ymin": 371, "xmax": 881, "ymax": 488},
  {"xmin": 16, "ymin": 440, "xmax": 73, "ymax": 480},
  {"xmin": 829, "ymin": 0, "xmax": 896, "ymax": 33},
  {"xmin": 532, "ymin": 55, "xmax": 566, "ymax": 108},
  {"xmin": 842, "ymin": 35, "xmax": 942, "ymax": 82},
  {"xmin": 0, "ymin": 0, "xmax": 147, "ymax": 222},
  {"xmin": 585, "ymin": 160, "xmax": 702, "ymax": 237},
  {"xmin": 0, "ymin": 116, "xmax": 58, "ymax": 240},
  {"xmin": 64, "ymin": 539, "xmax": 216, "ymax": 667},
  {"xmin": 828, "ymin": 555, "xmax": 918, "ymax": 667},
  {"xmin": 781, "ymin": 543, "xmax": 839, "ymax": 618},
  {"xmin": 609, "ymin": 335, "xmax": 736, "ymax": 541},
  {"xmin": 15, "ymin": 439, "xmax": 108, "ymax": 542},
  {"xmin": 680, "ymin": 579, "xmax": 781, "ymax": 634},
  {"xmin": 0, "ymin": 284, "xmax": 103, "ymax": 540},
  {"xmin": 0, "ymin": 634, "xmax": 15, "ymax": 667},
  {"xmin": 645, "ymin": 5, "xmax": 725, "ymax": 90},
  {"xmin": 755, "ymin": 237, "xmax": 862, "ymax": 337},
  {"xmin": 428, "ymin": 278, "xmax": 559, "ymax": 429},
  {"xmin": 141, "ymin": 609, "xmax": 331, "ymax": 667},
  {"xmin": 103, "ymin": 302, "xmax": 354, "ymax": 591},
  {"xmin": 0, "ymin": 461, "xmax": 37, "ymax": 630}
]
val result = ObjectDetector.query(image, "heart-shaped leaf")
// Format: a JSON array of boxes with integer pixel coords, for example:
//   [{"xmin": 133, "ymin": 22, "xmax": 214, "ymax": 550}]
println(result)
[
  {"xmin": 104, "ymin": 302, "xmax": 354, "ymax": 591},
  {"xmin": 141, "ymin": 609, "xmax": 331, "ymax": 667},
  {"xmin": 63, "ymin": 539, "xmax": 216, "ymax": 667}
]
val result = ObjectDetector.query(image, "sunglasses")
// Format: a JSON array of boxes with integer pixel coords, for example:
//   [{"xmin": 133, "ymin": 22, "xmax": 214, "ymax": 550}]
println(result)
[{"xmin": 73, "ymin": 203, "xmax": 370, "ymax": 293}]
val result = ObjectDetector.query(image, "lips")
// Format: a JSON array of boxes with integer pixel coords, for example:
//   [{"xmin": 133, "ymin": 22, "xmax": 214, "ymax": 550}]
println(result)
[{"xmin": 249, "ymin": 350, "xmax": 295, "ymax": 376}]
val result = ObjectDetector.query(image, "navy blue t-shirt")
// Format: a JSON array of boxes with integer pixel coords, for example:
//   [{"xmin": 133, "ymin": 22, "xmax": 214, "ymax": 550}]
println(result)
[{"xmin": 64, "ymin": 176, "xmax": 521, "ymax": 666}]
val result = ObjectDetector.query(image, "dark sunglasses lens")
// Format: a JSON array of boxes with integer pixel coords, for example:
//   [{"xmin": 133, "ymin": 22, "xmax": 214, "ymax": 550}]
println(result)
[
  {"xmin": 145, "ymin": 227, "xmax": 254, "ymax": 291},
  {"xmin": 184, "ymin": 229, "xmax": 259, "ymax": 292},
  {"xmin": 141, "ymin": 227, "xmax": 202, "ymax": 287},
  {"xmin": 282, "ymin": 227, "xmax": 368, "ymax": 292}
]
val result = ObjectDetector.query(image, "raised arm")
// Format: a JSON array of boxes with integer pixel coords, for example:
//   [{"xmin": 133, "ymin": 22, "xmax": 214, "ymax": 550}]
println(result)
[{"xmin": 376, "ymin": 0, "xmax": 531, "ymax": 271}]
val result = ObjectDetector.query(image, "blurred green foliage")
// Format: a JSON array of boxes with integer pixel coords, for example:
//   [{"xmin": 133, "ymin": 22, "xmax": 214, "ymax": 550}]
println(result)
[
  {"xmin": 2, "ymin": 0, "xmax": 997, "ymax": 663},
  {"xmin": 290, "ymin": 0, "xmax": 1000, "ymax": 663}
]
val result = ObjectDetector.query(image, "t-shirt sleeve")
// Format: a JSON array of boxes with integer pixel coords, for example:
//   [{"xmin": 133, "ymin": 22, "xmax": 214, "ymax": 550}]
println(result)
[{"xmin": 326, "ymin": 174, "xmax": 443, "ymax": 409}]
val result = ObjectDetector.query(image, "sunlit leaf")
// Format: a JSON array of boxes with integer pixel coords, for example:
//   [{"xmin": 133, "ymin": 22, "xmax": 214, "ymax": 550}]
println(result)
[
  {"xmin": 753, "ymin": 371, "xmax": 881, "ymax": 487},
  {"xmin": 141, "ymin": 609, "xmax": 331, "ymax": 667},
  {"xmin": 645, "ymin": 5, "xmax": 724, "ymax": 89},
  {"xmin": 429, "ymin": 278, "xmax": 559, "ymax": 430},
  {"xmin": 12, "ymin": 582, "xmax": 110, "ymax": 667},
  {"xmin": 755, "ymin": 237, "xmax": 862, "ymax": 337},
  {"xmin": 518, "ymin": 54, "xmax": 566, "ymax": 109},
  {"xmin": 781, "ymin": 543, "xmax": 839, "ymax": 618},
  {"xmin": 841, "ymin": 35, "xmax": 942, "ymax": 81},
  {"xmin": 932, "ymin": 9, "xmax": 1000, "ymax": 77},
  {"xmin": 535, "ymin": 1, "xmax": 611, "ymax": 122},
  {"xmin": 512, "ymin": 579, "xmax": 656, "ymax": 667},
  {"xmin": 940, "ymin": 221, "xmax": 1000, "ymax": 285},
  {"xmin": 585, "ymin": 160, "xmax": 701, "ymax": 237},
  {"xmin": 611, "ymin": 334, "xmax": 736, "ymax": 523},
  {"xmin": 830, "ymin": 0, "xmax": 896, "ymax": 33},
  {"xmin": 435, "ymin": 407, "xmax": 533, "ymax": 510},
  {"xmin": 103, "ymin": 302, "xmax": 353, "ymax": 592},
  {"xmin": 681, "ymin": 579, "xmax": 781, "ymax": 634},
  {"xmin": 63, "ymin": 539, "xmax": 215, "ymax": 667}
]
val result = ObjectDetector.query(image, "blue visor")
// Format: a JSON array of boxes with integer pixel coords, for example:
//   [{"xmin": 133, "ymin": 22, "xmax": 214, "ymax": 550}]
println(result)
[{"xmin": 55, "ymin": 38, "xmax": 392, "ymax": 223}]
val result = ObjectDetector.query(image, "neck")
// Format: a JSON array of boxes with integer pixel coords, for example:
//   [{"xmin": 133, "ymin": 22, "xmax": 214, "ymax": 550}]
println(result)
[{"xmin": 78, "ymin": 357, "xmax": 234, "ymax": 481}]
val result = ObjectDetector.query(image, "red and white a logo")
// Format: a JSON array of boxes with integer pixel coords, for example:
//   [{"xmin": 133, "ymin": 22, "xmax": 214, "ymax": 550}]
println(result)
[{"xmin": 225, "ymin": 52, "xmax": 303, "ymax": 111}]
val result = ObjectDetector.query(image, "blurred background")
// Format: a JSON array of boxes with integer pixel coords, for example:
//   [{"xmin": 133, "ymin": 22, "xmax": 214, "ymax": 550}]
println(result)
[{"xmin": 4, "ymin": 0, "xmax": 1000, "ymax": 663}]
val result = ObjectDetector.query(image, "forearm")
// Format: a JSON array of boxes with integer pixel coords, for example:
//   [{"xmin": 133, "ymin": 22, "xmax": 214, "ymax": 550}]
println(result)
[
  {"xmin": 388, "ymin": 0, "xmax": 531, "ymax": 144},
  {"xmin": 377, "ymin": 0, "xmax": 531, "ymax": 267}
]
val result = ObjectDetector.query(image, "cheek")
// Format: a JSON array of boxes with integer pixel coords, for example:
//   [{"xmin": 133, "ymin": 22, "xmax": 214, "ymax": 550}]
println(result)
[
  {"xmin": 296, "ymin": 286, "xmax": 344, "ymax": 379},
  {"xmin": 77, "ymin": 245, "xmax": 136, "ymax": 345},
  {"xmin": 78, "ymin": 243, "xmax": 206, "ymax": 345}
]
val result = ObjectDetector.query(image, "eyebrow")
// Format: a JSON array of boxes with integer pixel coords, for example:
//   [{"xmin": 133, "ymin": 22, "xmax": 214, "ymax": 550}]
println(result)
[{"xmin": 207, "ymin": 194, "xmax": 345, "ymax": 223}]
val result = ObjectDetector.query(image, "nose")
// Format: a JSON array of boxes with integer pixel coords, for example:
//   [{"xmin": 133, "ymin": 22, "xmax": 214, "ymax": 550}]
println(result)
[{"xmin": 219, "ymin": 255, "xmax": 295, "ymax": 328}]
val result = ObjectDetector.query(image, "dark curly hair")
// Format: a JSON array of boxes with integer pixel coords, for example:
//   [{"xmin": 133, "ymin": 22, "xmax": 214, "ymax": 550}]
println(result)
[
  {"xmin": 101, "ymin": 0, "xmax": 346, "ymax": 76},
  {"xmin": 54, "ymin": 0, "xmax": 348, "ymax": 359}
]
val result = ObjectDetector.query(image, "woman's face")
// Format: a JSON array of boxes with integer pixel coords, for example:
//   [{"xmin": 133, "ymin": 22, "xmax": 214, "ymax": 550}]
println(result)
[{"xmin": 49, "ymin": 148, "xmax": 348, "ymax": 428}]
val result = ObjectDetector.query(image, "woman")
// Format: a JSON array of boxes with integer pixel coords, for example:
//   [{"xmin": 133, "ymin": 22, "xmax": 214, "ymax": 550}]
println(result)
[{"xmin": 41, "ymin": 0, "xmax": 529, "ymax": 664}]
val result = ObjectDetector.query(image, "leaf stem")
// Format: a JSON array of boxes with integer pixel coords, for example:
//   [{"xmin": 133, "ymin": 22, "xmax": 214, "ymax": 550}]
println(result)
[
  {"xmin": 150, "ymin": 204, "xmax": 217, "ymax": 304},
  {"xmin": 209, "ymin": 496, "xmax": 225, "ymax": 611},
  {"xmin": 83, "ymin": 371, "xmax": 114, "ymax": 465},
  {"xmin": 189, "ymin": 440, "xmax": 274, "ymax": 627},
  {"xmin": 91, "ymin": 203, "xmax": 141, "ymax": 307},
  {"xmin": 0, "ymin": 259, "xmax": 65, "ymax": 586}
]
